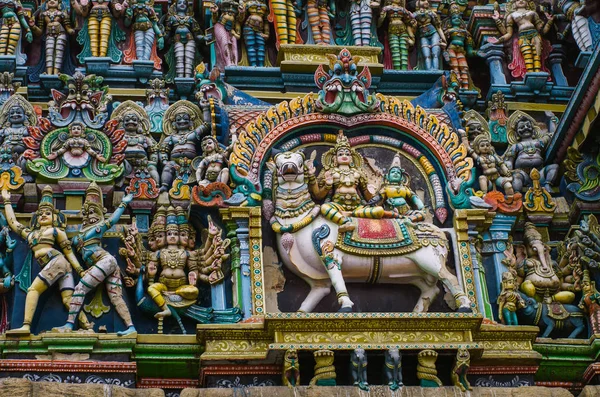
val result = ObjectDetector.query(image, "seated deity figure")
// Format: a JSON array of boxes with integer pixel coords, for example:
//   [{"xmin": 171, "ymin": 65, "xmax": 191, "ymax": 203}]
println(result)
[
  {"xmin": 0, "ymin": 94, "xmax": 35, "ymax": 175},
  {"xmin": 47, "ymin": 122, "xmax": 107, "ymax": 164},
  {"xmin": 195, "ymin": 135, "xmax": 232, "ymax": 187},
  {"xmin": 468, "ymin": 134, "xmax": 515, "ymax": 202},
  {"xmin": 368, "ymin": 154, "xmax": 425, "ymax": 222},
  {"xmin": 305, "ymin": 131, "xmax": 383, "ymax": 232},
  {"xmin": 147, "ymin": 206, "xmax": 199, "ymax": 318}
]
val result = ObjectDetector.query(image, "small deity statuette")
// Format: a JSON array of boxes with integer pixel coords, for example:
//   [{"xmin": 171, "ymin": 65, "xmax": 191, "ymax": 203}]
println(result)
[
  {"xmin": 351, "ymin": 0, "xmax": 379, "ymax": 46},
  {"xmin": 0, "ymin": 94, "xmax": 35, "ymax": 176},
  {"xmin": 72, "ymin": 0, "xmax": 125, "ymax": 60},
  {"xmin": 210, "ymin": 0, "xmax": 243, "ymax": 69},
  {"xmin": 164, "ymin": 0, "xmax": 204, "ymax": 78},
  {"xmin": 282, "ymin": 348, "xmax": 300, "ymax": 387},
  {"xmin": 53, "ymin": 183, "xmax": 136, "ymax": 336},
  {"xmin": 368, "ymin": 153, "xmax": 425, "ymax": 222},
  {"xmin": 383, "ymin": 348, "xmax": 403, "ymax": 390},
  {"xmin": 269, "ymin": 0, "xmax": 301, "ymax": 48},
  {"xmin": 0, "ymin": 0, "xmax": 32, "ymax": 57},
  {"xmin": 195, "ymin": 135, "xmax": 231, "ymax": 187},
  {"xmin": 30, "ymin": 0, "xmax": 75, "ymax": 75},
  {"xmin": 124, "ymin": 0, "xmax": 164, "ymax": 61},
  {"xmin": 504, "ymin": 112, "xmax": 557, "ymax": 191},
  {"xmin": 451, "ymin": 348, "xmax": 472, "ymax": 392},
  {"xmin": 579, "ymin": 270, "xmax": 600, "ymax": 335},
  {"xmin": 350, "ymin": 348, "xmax": 368, "ymax": 391},
  {"xmin": 490, "ymin": 0, "xmax": 554, "ymax": 76},
  {"xmin": 159, "ymin": 100, "xmax": 210, "ymax": 192},
  {"xmin": 442, "ymin": 4, "xmax": 476, "ymax": 90},
  {"xmin": 306, "ymin": 0, "xmax": 335, "ymax": 45},
  {"xmin": 414, "ymin": 0, "xmax": 446, "ymax": 70},
  {"xmin": 378, "ymin": 0, "xmax": 414, "ymax": 70},
  {"xmin": 306, "ymin": 131, "xmax": 381, "ymax": 232},
  {"xmin": 240, "ymin": 0, "xmax": 269, "ymax": 66},
  {"xmin": 147, "ymin": 206, "xmax": 199, "ymax": 318},
  {"xmin": 47, "ymin": 121, "xmax": 107, "ymax": 164},
  {"xmin": 468, "ymin": 134, "xmax": 515, "ymax": 202},
  {"xmin": 2, "ymin": 186, "xmax": 90, "ymax": 335},
  {"xmin": 497, "ymin": 271, "xmax": 525, "ymax": 325}
]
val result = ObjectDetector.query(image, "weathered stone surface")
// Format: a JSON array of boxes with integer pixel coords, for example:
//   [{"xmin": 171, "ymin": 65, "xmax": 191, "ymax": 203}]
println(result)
[
  {"xmin": 180, "ymin": 386, "xmax": 574, "ymax": 397},
  {"xmin": 580, "ymin": 386, "xmax": 600, "ymax": 397},
  {"xmin": 0, "ymin": 378, "xmax": 164, "ymax": 397}
]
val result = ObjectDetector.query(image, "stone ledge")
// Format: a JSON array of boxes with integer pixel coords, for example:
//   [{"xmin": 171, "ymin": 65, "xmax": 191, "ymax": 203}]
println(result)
[{"xmin": 0, "ymin": 378, "xmax": 164, "ymax": 397}]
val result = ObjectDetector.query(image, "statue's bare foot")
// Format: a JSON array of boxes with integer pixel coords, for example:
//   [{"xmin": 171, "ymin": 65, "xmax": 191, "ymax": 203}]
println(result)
[
  {"xmin": 6, "ymin": 325, "xmax": 31, "ymax": 336},
  {"xmin": 117, "ymin": 326, "xmax": 137, "ymax": 337},
  {"xmin": 154, "ymin": 308, "xmax": 172, "ymax": 319},
  {"xmin": 52, "ymin": 324, "xmax": 74, "ymax": 333},
  {"xmin": 339, "ymin": 223, "xmax": 355, "ymax": 233}
]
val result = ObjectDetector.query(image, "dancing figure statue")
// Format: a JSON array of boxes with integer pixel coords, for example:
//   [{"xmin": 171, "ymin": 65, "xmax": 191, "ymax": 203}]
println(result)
[
  {"xmin": 164, "ymin": 0, "xmax": 203, "ymax": 78},
  {"xmin": 350, "ymin": 0, "xmax": 378, "ymax": 46},
  {"xmin": 2, "ymin": 186, "xmax": 90, "ymax": 335},
  {"xmin": 269, "ymin": 0, "xmax": 301, "ymax": 47},
  {"xmin": 124, "ymin": 0, "xmax": 164, "ymax": 61},
  {"xmin": 414, "ymin": 0, "xmax": 445, "ymax": 70},
  {"xmin": 211, "ymin": 0, "xmax": 242, "ymax": 69},
  {"xmin": 491, "ymin": 0, "xmax": 554, "ymax": 75},
  {"xmin": 306, "ymin": 0, "xmax": 334, "ymax": 45},
  {"xmin": 30, "ymin": 0, "xmax": 74, "ymax": 75},
  {"xmin": 378, "ymin": 0, "xmax": 414, "ymax": 70},
  {"xmin": 442, "ymin": 4, "xmax": 476, "ymax": 90},
  {"xmin": 72, "ymin": 0, "xmax": 124, "ymax": 59},
  {"xmin": 0, "ymin": 0, "xmax": 32, "ymax": 56},
  {"xmin": 54, "ymin": 183, "xmax": 136, "ymax": 336},
  {"xmin": 241, "ymin": 0, "xmax": 269, "ymax": 66}
]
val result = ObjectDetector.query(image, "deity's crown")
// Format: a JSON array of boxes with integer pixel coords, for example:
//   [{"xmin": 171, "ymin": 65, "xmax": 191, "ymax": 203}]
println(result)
[
  {"xmin": 502, "ymin": 271, "xmax": 515, "ymax": 281},
  {"xmin": 220, "ymin": 0, "xmax": 239, "ymax": 13},
  {"xmin": 152, "ymin": 206, "xmax": 167, "ymax": 232},
  {"xmin": 390, "ymin": 153, "xmax": 403, "ymax": 170},
  {"xmin": 334, "ymin": 130, "xmax": 351, "ymax": 153},
  {"xmin": 84, "ymin": 181, "xmax": 104, "ymax": 209},
  {"xmin": 176, "ymin": 206, "xmax": 189, "ymax": 232},
  {"xmin": 166, "ymin": 206, "xmax": 179, "ymax": 231},
  {"xmin": 38, "ymin": 185, "xmax": 55, "ymax": 211}
]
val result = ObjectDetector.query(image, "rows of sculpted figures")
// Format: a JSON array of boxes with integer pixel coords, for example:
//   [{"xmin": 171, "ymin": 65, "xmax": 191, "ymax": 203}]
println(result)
[{"xmin": 0, "ymin": 0, "xmax": 595, "ymax": 86}]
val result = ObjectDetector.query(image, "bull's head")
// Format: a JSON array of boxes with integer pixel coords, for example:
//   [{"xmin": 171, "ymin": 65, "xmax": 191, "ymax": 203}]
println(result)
[{"xmin": 272, "ymin": 151, "xmax": 306, "ymax": 186}]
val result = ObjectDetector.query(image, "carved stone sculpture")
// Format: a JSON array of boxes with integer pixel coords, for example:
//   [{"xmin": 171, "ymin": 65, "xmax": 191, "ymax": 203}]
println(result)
[
  {"xmin": 164, "ymin": 0, "xmax": 203, "ymax": 78},
  {"xmin": 0, "ymin": 0, "xmax": 32, "ymax": 60},
  {"xmin": 417, "ymin": 350, "xmax": 442, "ymax": 387},
  {"xmin": 350, "ymin": 348, "xmax": 368, "ymax": 391},
  {"xmin": 124, "ymin": 0, "xmax": 164, "ymax": 62},
  {"xmin": 282, "ymin": 348, "xmax": 300, "ymax": 387},
  {"xmin": 384, "ymin": 348, "xmax": 403, "ymax": 391},
  {"xmin": 378, "ymin": 0, "xmax": 414, "ymax": 70},
  {"xmin": 306, "ymin": 0, "xmax": 334, "ymax": 45}
]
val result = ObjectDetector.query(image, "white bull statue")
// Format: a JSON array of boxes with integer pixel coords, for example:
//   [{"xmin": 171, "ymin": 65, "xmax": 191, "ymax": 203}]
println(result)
[{"xmin": 263, "ymin": 151, "xmax": 473, "ymax": 313}]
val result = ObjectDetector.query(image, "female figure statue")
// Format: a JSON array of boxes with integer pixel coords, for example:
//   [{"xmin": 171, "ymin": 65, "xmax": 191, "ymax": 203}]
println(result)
[
  {"xmin": 269, "ymin": 0, "xmax": 300, "ymax": 47},
  {"xmin": 72, "ymin": 0, "xmax": 124, "ymax": 59},
  {"xmin": 0, "ymin": 0, "xmax": 32, "ymax": 56},
  {"xmin": 2, "ymin": 186, "xmax": 89, "ymax": 335},
  {"xmin": 491, "ymin": 0, "xmax": 554, "ymax": 75},
  {"xmin": 241, "ymin": 0, "xmax": 269, "ymax": 66},
  {"xmin": 31, "ymin": 0, "xmax": 75, "ymax": 75},
  {"xmin": 164, "ymin": 0, "xmax": 202, "ymax": 78},
  {"xmin": 306, "ymin": 0, "xmax": 334, "ymax": 45},
  {"xmin": 351, "ymin": 0, "xmax": 378, "ymax": 46},
  {"xmin": 414, "ymin": 0, "xmax": 445, "ymax": 70},
  {"xmin": 54, "ymin": 183, "xmax": 136, "ymax": 335},
  {"xmin": 124, "ymin": 0, "xmax": 164, "ymax": 61},
  {"xmin": 377, "ymin": 0, "xmax": 414, "ymax": 70},
  {"xmin": 442, "ymin": 4, "xmax": 476, "ymax": 90},
  {"xmin": 211, "ymin": 0, "xmax": 242, "ymax": 69}
]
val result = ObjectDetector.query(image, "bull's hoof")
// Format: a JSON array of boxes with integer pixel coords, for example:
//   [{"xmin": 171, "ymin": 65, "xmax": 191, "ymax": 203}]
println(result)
[
  {"xmin": 338, "ymin": 306, "xmax": 353, "ymax": 313},
  {"xmin": 457, "ymin": 307, "xmax": 473, "ymax": 313}
]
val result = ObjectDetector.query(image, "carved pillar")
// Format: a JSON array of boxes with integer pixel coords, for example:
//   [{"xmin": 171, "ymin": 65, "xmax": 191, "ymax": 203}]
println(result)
[
  {"xmin": 482, "ymin": 214, "xmax": 517, "ymax": 319},
  {"xmin": 479, "ymin": 43, "xmax": 508, "ymax": 85},
  {"xmin": 548, "ymin": 44, "xmax": 569, "ymax": 87}
]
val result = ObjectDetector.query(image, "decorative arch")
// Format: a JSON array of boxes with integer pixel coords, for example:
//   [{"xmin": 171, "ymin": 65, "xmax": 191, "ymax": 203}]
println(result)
[{"xmin": 230, "ymin": 93, "xmax": 473, "ymax": 190}]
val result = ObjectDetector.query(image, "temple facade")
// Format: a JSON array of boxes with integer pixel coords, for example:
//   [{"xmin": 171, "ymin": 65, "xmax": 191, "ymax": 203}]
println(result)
[{"xmin": 0, "ymin": 0, "xmax": 598, "ymax": 395}]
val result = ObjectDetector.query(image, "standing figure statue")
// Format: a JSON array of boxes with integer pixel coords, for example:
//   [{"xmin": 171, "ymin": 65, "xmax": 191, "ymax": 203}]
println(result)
[
  {"xmin": 211, "ymin": 0, "xmax": 242, "ymax": 69},
  {"xmin": 159, "ymin": 100, "xmax": 210, "ymax": 192},
  {"xmin": 54, "ymin": 183, "xmax": 136, "ymax": 336},
  {"xmin": 269, "ymin": 0, "xmax": 301, "ymax": 47},
  {"xmin": 72, "ymin": 0, "xmax": 124, "ymax": 59},
  {"xmin": 559, "ymin": 0, "xmax": 594, "ymax": 52},
  {"xmin": 0, "ymin": 0, "xmax": 32, "ymax": 56},
  {"xmin": 2, "ymin": 186, "xmax": 90, "ymax": 335},
  {"xmin": 351, "ymin": 0, "xmax": 378, "ymax": 46},
  {"xmin": 124, "ymin": 0, "xmax": 164, "ymax": 61},
  {"xmin": 491, "ymin": 0, "xmax": 554, "ymax": 75},
  {"xmin": 497, "ymin": 271, "xmax": 525, "ymax": 325},
  {"xmin": 305, "ymin": 131, "xmax": 382, "ymax": 232},
  {"xmin": 378, "ymin": 0, "xmax": 414, "ymax": 70},
  {"xmin": 442, "ymin": 4, "xmax": 476, "ymax": 90},
  {"xmin": 163, "ymin": 0, "xmax": 203, "ymax": 78},
  {"xmin": 0, "ymin": 94, "xmax": 36, "ymax": 176},
  {"xmin": 241, "ymin": 0, "xmax": 269, "ymax": 66},
  {"xmin": 414, "ymin": 0, "xmax": 445, "ymax": 70},
  {"xmin": 468, "ymin": 134, "xmax": 515, "ymax": 202},
  {"xmin": 195, "ymin": 135, "xmax": 231, "ymax": 187},
  {"xmin": 306, "ymin": 0, "xmax": 334, "ymax": 45},
  {"xmin": 30, "ymin": 0, "xmax": 75, "ymax": 75}
]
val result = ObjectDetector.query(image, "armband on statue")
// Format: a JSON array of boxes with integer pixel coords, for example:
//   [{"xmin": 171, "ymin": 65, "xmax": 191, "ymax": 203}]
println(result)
[{"xmin": 59, "ymin": 239, "xmax": 72, "ymax": 251}]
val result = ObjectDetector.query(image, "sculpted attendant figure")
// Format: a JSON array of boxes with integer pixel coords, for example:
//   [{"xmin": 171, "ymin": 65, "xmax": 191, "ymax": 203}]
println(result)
[
  {"xmin": 442, "ymin": 4, "xmax": 476, "ymax": 90},
  {"xmin": 469, "ymin": 134, "xmax": 515, "ymax": 202},
  {"xmin": 195, "ymin": 135, "xmax": 230, "ymax": 187},
  {"xmin": 211, "ymin": 0, "xmax": 243, "ymax": 69},
  {"xmin": 497, "ymin": 271, "xmax": 525, "ymax": 325},
  {"xmin": 54, "ymin": 183, "xmax": 136, "ymax": 336},
  {"xmin": 46, "ymin": 122, "xmax": 107, "ymax": 163},
  {"xmin": 414, "ymin": 0, "xmax": 445, "ymax": 70},
  {"xmin": 306, "ymin": 0, "xmax": 334, "ymax": 45},
  {"xmin": 241, "ymin": 0, "xmax": 269, "ymax": 66},
  {"xmin": 2, "ymin": 186, "xmax": 89, "ymax": 335},
  {"xmin": 305, "ymin": 131, "xmax": 382, "ymax": 232},
  {"xmin": 31, "ymin": 0, "xmax": 75, "ymax": 75},
  {"xmin": 378, "ymin": 0, "xmax": 414, "ymax": 70},
  {"xmin": 164, "ymin": 0, "xmax": 203, "ymax": 78},
  {"xmin": 0, "ymin": 94, "xmax": 35, "ymax": 173},
  {"xmin": 0, "ymin": 0, "xmax": 32, "ymax": 56},
  {"xmin": 491, "ymin": 0, "xmax": 554, "ymax": 74},
  {"xmin": 71, "ymin": 0, "xmax": 123, "ymax": 58},
  {"xmin": 351, "ymin": 0, "xmax": 378, "ymax": 46},
  {"xmin": 269, "ymin": 0, "xmax": 300, "ymax": 47},
  {"xmin": 124, "ymin": 0, "xmax": 164, "ymax": 61}
]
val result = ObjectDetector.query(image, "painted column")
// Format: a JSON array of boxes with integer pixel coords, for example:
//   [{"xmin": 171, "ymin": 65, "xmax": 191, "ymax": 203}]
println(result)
[
  {"xmin": 479, "ymin": 43, "xmax": 508, "ymax": 85},
  {"xmin": 468, "ymin": 227, "xmax": 494, "ymax": 321},
  {"xmin": 235, "ymin": 218, "xmax": 252, "ymax": 319},
  {"xmin": 224, "ymin": 219, "xmax": 242, "ymax": 311},
  {"xmin": 482, "ymin": 214, "xmax": 517, "ymax": 319}
]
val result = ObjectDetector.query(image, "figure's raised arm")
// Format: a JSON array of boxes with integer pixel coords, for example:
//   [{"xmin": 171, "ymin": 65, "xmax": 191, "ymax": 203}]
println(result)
[{"xmin": 2, "ymin": 190, "xmax": 28, "ymax": 239}]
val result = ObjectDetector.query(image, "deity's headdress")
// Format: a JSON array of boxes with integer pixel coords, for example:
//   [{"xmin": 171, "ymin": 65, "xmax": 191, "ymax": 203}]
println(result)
[
  {"xmin": 321, "ymin": 130, "xmax": 362, "ymax": 169},
  {"xmin": 33, "ymin": 185, "xmax": 65, "ymax": 228},
  {"xmin": 82, "ymin": 182, "xmax": 106, "ymax": 220},
  {"xmin": 176, "ymin": 206, "xmax": 189, "ymax": 233},
  {"xmin": 152, "ymin": 206, "xmax": 167, "ymax": 233},
  {"xmin": 166, "ymin": 206, "xmax": 179, "ymax": 232},
  {"xmin": 38, "ymin": 185, "xmax": 55, "ymax": 212},
  {"xmin": 523, "ymin": 222, "xmax": 543, "ymax": 246}
]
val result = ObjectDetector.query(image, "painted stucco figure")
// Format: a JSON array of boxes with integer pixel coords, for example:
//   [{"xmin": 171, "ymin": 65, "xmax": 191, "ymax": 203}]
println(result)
[
  {"xmin": 124, "ymin": 0, "xmax": 164, "ymax": 61},
  {"xmin": 268, "ymin": 0, "xmax": 300, "ymax": 47},
  {"xmin": 211, "ymin": 0, "xmax": 242, "ymax": 69},
  {"xmin": 241, "ymin": 0, "xmax": 270, "ymax": 66},
  {"xmin": 31, "ymin": 0, "xmax": 75, "ymax": 75},
  {"xmin": 0, "ymin": 0, "xmax": 32, "ymax": 58},
  {"xmin": 442, "ymin": 4, "xmax": 476, "ymax": 90},
  {"xmin": 306, "ymin": 0, "xmax": 334, "ymax": 45},
  {"xmin": 378, "ymin": 0, "xmax": 413, "ymax": 70},
  {"xmin": 414, "ymin": 0, "xmax": 445, "ymax": 70},
  {"xmin": 163, "ymin": 0, "xmax": 203, "ymax": 78},
  {"xmin": 72, "ymin": 0, "xmax": 125, "ymax": 62},
  {"xmin": 350, "ymin": 0, "xmax": 378, "ymax": 46}
]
